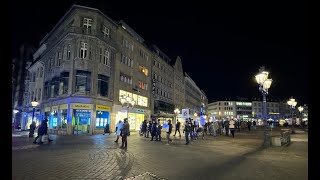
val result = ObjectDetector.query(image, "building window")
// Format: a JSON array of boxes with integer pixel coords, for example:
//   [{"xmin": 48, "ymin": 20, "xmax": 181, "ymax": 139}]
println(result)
[
  {"xmin": 121, "ymin": 54, "xmax": 133, "ymax": 67},
  {"xmin": 103, "ymin": 50, "xmax": 110, "ymax": 65},
  {"xmin": 122, "ymin": 38, "xmax": 134, "ymax": 51},
  {"xmin": 52, "ymin": 77, "xmax": 60, "ymax": 97},
  {"xmin": 38, "ymin": 88, "xmax": 41, "ymax": 100},
  {"xmin": 139, "ymin": 49, "xmax": 149, "ymax": 61},
  {"xmin": 139, "ymin": 65, "xmax": 148, "ymax": 76},
  {"xmin": 99, "ymin": 48, "xmax": 103, "ymax": 63},
  {"xmin": 58, "ymin": 52, "xmax": 62, "ymax": 66},
  {"xmin": 138, "ymin": 81, "xmax": 148, "ymax": 90},
  {"xmin": 83, "ymin": 18, "xmax": 92, "ymax": 30},
  {"xmin": 120, "ymin": 72, "xmax": 132, "ymax": 85},
  {"xmin": 39, "ymin": 67, "xmax": 43, "ymax": 78},
  {"xmin": 80, "ymin": 42, "xmax": 88, "ymax": 59},
  {"xmin": 59, "ymin": 72, "xmax": 69, "ymax": 95},
  {"xmin": 67, "ymin": 45, "xmax": 71, "ymax": 60},
  {"xmin": 102, "ymin": 25, "xmax": 109, "ymax": 38},
  {"xmin": 98, "ymin": 74, "xmax": 109, "ymax": 97},
  {"xmin": 75, "ymin": 70, "xmax": 91, "ymax": 93}
]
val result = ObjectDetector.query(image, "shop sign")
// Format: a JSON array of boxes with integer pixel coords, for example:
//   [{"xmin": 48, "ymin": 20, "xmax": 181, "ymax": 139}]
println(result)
[
  {"xmin": 136, "ymin": 108, "xmax": 145, "ymax": 114},
  {"xmin": 45, "ymin": 107, "xmax": 50, "ymax": 112},
  {"xmin": 60, "ymin": 104, "xmax": 68, "ymax": 110},
  {"xmin": 181, "ymin": 109, "xmax": 189, "ymax": 119},
  {"xmin": 96, "ymin": 105, "xmax": 111, "ymax": 111},
  {"xmin": 52, "ymin": 106, "xmax": 59, "ymax": 111},
  {"xmin": 71, "ymin": 103, "xmax": 93, "ymax": 110}
]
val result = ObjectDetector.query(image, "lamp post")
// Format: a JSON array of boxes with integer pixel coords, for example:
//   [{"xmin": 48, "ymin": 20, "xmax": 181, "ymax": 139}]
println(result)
[
  {"xmin": 298, "ymin": 106, "xmax": 304, "ymax": 128},
  {"xmin": 120, "ymin": 94, "xmax": 135, "ymax": 119},
  {"xmin": 255, "ymin": 66, "xmax": 272, "ymax": 147},
  {"xmin": 287, "ymin": 97, "xmax": 297, "ymax": 134},
  {"xmin": 174, "ymin": 108, "xmax": 180, "ymax": 125},
  {"xmin": 31, "ymin": 98, "xmax": 39, "ymax": 123},
  {"xmin": 13, "ymin": 109, "xmax": 19, "ymax": 132}
]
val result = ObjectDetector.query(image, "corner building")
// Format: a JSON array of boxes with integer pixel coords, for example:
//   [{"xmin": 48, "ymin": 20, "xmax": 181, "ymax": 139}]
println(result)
[{"xmin": 28, "ymin": 4, "xmax": 207, "ymax": 135}]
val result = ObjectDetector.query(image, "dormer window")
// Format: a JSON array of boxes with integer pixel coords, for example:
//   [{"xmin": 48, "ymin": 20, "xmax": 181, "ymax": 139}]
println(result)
[
  {"xmin": 83, "ymin": 18, "xmax": 92, "ymax": 29},
  {"xmin": 102, "ymin": 25, "xmax": 109, "ymax": 38}
]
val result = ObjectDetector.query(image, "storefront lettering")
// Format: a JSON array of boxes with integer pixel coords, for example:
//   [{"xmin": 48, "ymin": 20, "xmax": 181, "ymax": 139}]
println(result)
[
  {"xmin": 52, "ymin": 106, "xmax": 59, "ymax": 111},
  {"xmin": 96, "ymin": 105, "xmax": 111, "ymax": 111},
  {"xmin": 71, "ymin": 103, "xmax": 93, "ymax": 109},
  {"xmin": 60, "ymin": 104, "xmax": 68, "ymax": 110}
]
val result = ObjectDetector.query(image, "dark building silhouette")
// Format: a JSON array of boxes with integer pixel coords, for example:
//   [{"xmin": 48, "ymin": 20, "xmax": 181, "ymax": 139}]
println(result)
[{"xmin": 12, "ymin": 44, "xmax": 36, "ymax": 129}]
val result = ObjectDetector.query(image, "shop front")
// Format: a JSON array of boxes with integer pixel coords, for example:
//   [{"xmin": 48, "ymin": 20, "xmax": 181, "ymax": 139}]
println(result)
[
  {"xmin": 72, "ymin": 103, "xmax": 92, "ymax": 134},
  {"xmin": 114, "ymin": 105, "xmax": 150, "ymax": 131},
  {"xmin": 95, "ymin": 105, "xmax": 111, "ymax": 133},
  {"xmin": 58, "ymin": 104, "xmax": 68, "ymax": 134}
]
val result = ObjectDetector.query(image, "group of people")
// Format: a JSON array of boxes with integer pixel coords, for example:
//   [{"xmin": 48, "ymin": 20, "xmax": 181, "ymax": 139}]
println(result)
[
  {"xmin": 139, "ymin": 119, "xmax": 173, "ymax": 145},
  {"xmin": 29, "ymin": 118, "xmax": 53, "ymax": 144}
]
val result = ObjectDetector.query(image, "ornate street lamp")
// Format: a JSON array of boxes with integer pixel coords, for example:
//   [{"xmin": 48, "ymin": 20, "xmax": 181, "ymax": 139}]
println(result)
[
  {"xmin": 174, "ymin": 108, "xmax": 180, "ymax": 124},
  {"xmin": 255, "ymin": 66, "xmax": 272, "ymax": 147},
  {"xmin": 120, "ymin": 94, "xmax": 135, "ymax": 118},
  {"xmin": 31, "ymin": 98, "xmax": 39, "ymax": 123},
  {"xmin": 287, "ymin": 97, "xmax": 297, "ymax": 134}
]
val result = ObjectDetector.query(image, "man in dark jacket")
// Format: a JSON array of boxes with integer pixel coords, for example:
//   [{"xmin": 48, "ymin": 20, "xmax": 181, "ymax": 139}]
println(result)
[
  {"xmin": 224, "ymin": 119, "xmax": 230, "ymax": 136},
  {"xmin": 183, "ymin": 118, "xmax": 192, "ymax": 145},
  {"xmin": 150, "ymin": 120, "xmax": 157, "ymax": 141},
  {"xmin": 147, "ymin": 121, "xmax": 152, "ymax": 138},
  {"xmin": 141, "ymin": 120, "xmax": 147, "ymax": 137},
  {"xmin": 33, "ymin": 119, "xmax": 52, "ymax": 144},
  {"xmin": 166, "ymin": 120, "xmax": 173, "ymax": 145},
  {"xmin": 173, "ymin": 120, "xmax": 181, "ymax": 137},
  {"xmin": 156, "ymin": 119, "xmax": 162, "ymax": 141},
  {"xmin": 103, "ymin": 123, "xmax": 110, "ymax": 135},
  {"xmin": 29, "ymin": 121, "xmax": 36, "ymax": 137},
  {"xmin": 120, "ymin": 118, "xmax": 130, "ymax": 148}
]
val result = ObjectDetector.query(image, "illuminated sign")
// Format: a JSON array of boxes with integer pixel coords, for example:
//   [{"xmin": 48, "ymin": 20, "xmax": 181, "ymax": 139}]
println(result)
[
  {"xmin": 60, "ymin": 104, "xmax": 68, "ymax": 110},
  {"xmin": 96, "ymin": 105, "xmax": 111, "ymax": 111},
  {"xmin": 45, "ymin": 107, "xmax": 50, "ymax": 112},
  {"xmin": 71, "ymin": 103, "xmax": 93, "ymax": 110},
  {"xmin": 269, "ymin": 112, "xmax": 280, "ymax": 114},
  {"xmin": 181, "ymin": 109, "xmax": 189, "ymax": 119},
  {"xmin": 52, "ymin": 106, "xmax": 58, "ymax": 111}
]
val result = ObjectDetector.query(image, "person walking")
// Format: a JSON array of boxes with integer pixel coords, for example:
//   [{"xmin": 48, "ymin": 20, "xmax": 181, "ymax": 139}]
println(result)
[
  {"xmin": 141, "ymin": 120, "xmax": 147, "ymax": 137},
  {"xmin": 253, "ymin": 120, "xmax": 257, "ymax": 130},
  {"xmin": 33, "ymin": 119, "xmax": 52, "ymax": 144},
  {"xmin": 156, "ymin": 119, "xmax": 162, "ymax": 141},
  {"xmin": 147, "ymin": 121, "xmax": 152, "ymax": 138},
  {"xmin": 229, "ymin": 118, "xmax": 235, "ymax": 139},
  {"xmin": 213, "ymin": 121, "xmax": 218, "ymax": 137},
  {"xmin": 150, "ymin": 120, "xmax": 157, "ymax": 141},
  {"xmin": 103, "ymin": 123, "xmax": 110, "ymax": 135},
  {"xmin": 166, "ymin": 120, "xmax": 173, "ymax": 145},
  {"xmin": 29, "ymin": 121, "xmax": 36, "ymax": 138},
  {"xmin": 120, "ymin": 118, "xmax": 130, "ymax": 148},
  {"xmin": 114, "ymin": 120, "xmax": 123, "ymax": 143},
  {"xmin": 224, "ymin": 118, "xmax": 230, "ymax": 136},
  {"xmin": 173, "ymin": 120, "xmax": 181, "ymax": 137},
  {"xmin": 247, "ymin": 121, "xmax": 252, "ymax": 132},
  {"xmin": 183, "ymin": 118, "xmax": 192, "ymax": 145}
]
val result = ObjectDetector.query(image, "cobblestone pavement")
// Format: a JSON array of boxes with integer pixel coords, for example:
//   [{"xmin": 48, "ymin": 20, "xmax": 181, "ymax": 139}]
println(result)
[{"xmin": 12, "ymin": 128, "xmax": 308, "ymax": 180}]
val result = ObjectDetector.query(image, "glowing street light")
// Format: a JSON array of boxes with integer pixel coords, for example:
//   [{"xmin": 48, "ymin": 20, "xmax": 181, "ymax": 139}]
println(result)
[
  {"xmin": 31, "ymin": 98, "xmax": 39, "ymax": 123},
  {"xmin": 287, "ymin": 97, "xmax": 297, "ymax": 134},
  {"xmin": 255, "ymin": 66, "xmax": 272, "ymax": 147}
]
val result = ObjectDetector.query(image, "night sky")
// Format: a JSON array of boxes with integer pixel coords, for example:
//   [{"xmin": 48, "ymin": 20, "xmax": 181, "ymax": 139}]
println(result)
[{"xmin": 11, "ymin": 0, "xmax": 308, "ymax": 104}]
